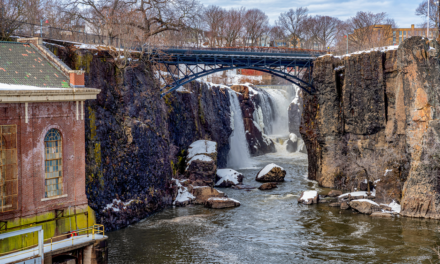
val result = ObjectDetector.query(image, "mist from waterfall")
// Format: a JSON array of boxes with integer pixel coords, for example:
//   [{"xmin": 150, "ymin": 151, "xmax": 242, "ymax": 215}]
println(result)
[{"xmin": 226, "ymin": 90, "xmax": 253, "ymax": 169}]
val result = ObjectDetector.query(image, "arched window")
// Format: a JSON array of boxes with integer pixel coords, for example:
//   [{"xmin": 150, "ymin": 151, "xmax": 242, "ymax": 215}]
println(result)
[{"xmin": 44, "ymin": 129, "xmax": 63, "ymax": 198}]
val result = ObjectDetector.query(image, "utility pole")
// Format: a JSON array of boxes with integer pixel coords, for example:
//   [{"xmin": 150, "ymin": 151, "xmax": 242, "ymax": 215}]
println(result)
[
  {"xmin": 428, "ymin": 0, "xmax": 430, "ymax": 38},
  {"xmin": 438, "ymin": 0, "xmax": 440, "ymax": 39}
]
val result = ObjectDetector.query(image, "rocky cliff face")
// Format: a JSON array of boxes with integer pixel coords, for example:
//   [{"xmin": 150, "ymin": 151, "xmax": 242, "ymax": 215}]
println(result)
[
  {"xmin": 165, "ymin": 83, "xmax": 232, "ymax": 169},
  {"xmin": 46, "ymin": 45, "xmax": 237, "ymax": 230},
  {"xmin": 301, "ymin": 37, "xmax": 440, "ymax": 218}
]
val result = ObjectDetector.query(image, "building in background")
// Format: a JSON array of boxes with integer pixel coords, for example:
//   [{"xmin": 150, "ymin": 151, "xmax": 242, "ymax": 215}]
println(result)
[
  {"xmin": 0, "ymin": 38, "xmax": 107, "ymax": 264},
  {"xmin": 350, "ymin": 24, "xmax": 435, "ymax": 47}
]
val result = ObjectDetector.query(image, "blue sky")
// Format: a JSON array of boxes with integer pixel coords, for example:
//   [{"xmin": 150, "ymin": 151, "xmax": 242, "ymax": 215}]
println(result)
[{"xmin": 201, "ymin": 0, "xmax": 425, "ymax": 28}]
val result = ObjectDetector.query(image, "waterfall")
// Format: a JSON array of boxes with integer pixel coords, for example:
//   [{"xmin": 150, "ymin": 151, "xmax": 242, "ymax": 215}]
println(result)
[
  {"xmin": 226, "ymin": 90, "xmax": 253, "ymax": 169},
  {"xmin": 253, "ymin": 90, "xmax": 274, "ymax": 135},
  {"xmin": 264, "ymin": 89, "xmax": 291, "ymax": 136}
]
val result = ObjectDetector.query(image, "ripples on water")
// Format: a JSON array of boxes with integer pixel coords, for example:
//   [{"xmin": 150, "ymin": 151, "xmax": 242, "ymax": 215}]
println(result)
[{"xmin": 108, "ymin": 152, "xmax": 440, "ymax": 264}]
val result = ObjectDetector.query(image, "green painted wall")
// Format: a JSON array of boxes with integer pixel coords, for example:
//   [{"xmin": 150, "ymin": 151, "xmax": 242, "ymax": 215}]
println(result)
[{"xmin": 0, "ymin": 206, "xmax": 96, "ymax": 255}]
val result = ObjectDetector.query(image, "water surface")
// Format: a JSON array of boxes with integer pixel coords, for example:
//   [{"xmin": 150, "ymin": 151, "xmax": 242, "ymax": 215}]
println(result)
[{"xmin": 108, "ymin": 152, "xmax": 440, "ymax": 263}]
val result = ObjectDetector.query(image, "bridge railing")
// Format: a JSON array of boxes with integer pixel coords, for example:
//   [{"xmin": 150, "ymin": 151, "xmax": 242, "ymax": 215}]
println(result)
[{"xmin": 148, "ymin": 45, "xmax": 327, "ymax": 56}]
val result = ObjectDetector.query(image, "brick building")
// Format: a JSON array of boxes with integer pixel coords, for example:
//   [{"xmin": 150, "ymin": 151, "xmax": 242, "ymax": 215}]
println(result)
[{"xmin": 0, "ymin": 38, "xmax": 106, "ymax": 264}]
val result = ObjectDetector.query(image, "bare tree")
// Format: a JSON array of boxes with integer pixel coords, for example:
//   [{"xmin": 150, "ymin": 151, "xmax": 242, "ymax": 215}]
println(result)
[
  {"xmin": 305, "ymin": 15, "xmax": 343, "ymax": 50},
  {"xmin": 204, "ymin": 5, "xmax": 225, "ymax": 47},
  {"xmin": 268, "ymin": 25, "xmax": 286, "ymax": 46},
  {"xmin": 277, "ymin": 7, "xmax": 308, "ymax": 48},
  {"xmin": 416, "ymin": 0, "xmax": 439, "ymax": 38},
  {"xmin": 347, "ymin": 11, "xmax": 396, "ymax": 51},
  {"xmin": 243, "ymin": 8, "xmax": 269, "ymax": 46},
  {"xmin": 223, "ymin": 7, "xmax": 244, "ymax": 47},
  {"xmin": 0, "ymin": 0, "xmax": 27, "ymax": 40},
  {"xmin": 64, "ymin": 0, "xmax": 201, "ymax": 44},
  {"xmin": 185, "ymin": 4, "xmax": 206, "ymax": 47}
]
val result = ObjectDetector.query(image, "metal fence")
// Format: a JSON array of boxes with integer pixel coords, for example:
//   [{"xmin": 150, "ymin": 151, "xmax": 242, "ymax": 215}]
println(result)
[{"xmin": 2, "ymin": 18, "xmax": 126, "ymax": 46}]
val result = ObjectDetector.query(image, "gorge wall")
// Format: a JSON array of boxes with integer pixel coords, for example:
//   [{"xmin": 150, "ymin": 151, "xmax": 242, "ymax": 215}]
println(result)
[
  {"xmin": 46, "ymin": 44, "xmax": 285, "ymax": 230},
  {"xmin": 301, "ymin": 37, "xmax": 440, "ymax": 218}
]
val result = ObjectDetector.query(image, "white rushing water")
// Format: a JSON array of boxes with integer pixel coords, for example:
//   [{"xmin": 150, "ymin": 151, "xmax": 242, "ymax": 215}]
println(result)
[
  {"xmin": 264, "ymin": 89, "xmax": 291, "ymax": 136},
  {"xmin": 226, "ymin": 90, "xmax": 253, "ymax": 169}
]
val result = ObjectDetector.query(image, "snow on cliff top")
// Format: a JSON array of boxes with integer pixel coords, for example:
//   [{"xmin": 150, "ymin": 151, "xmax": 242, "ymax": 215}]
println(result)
[
  {"xmin": 257, "ymin": 163, "xmax": 284, "ymax": 178},
  {"xmin": 216, "ymin": 169, "xmax": 241, "ymax": 186},
  {"xmin": 187, "ymin": 140, "xmax": 217, "ymax": 160},
  {"xmin": 320, "ymin": 45, "xmax": 399, "ymax": 59}
]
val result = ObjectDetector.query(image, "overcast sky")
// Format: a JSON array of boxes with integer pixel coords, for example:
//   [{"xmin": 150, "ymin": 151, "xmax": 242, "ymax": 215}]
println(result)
[{"xmin": 201, "ymin": 0, "xmax": 425, "ymax": 28}]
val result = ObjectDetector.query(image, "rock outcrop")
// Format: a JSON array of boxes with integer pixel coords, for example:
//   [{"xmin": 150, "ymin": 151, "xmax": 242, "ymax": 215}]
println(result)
[
  {"xmin": 258, "ymin": 182, "xmax": 278, "ymax": 190},
  {"xmin": 205, "ymin": 197, "xmax": 241, "ymax": 209},
  {"xmin": 327, "ymin": 190, "xmax": 343, "ymax": 197},
  {"xmin": 215, "ymin": 169, "xmax": 244, "ymax": 187},
  {"xmin": 286, "ymin": 133, "xmax": 307, "ymax": 153},
  {"xmin": 185, "ymin": 140, "xmax": 218, "ymax": 186},
  {"xmin": 192, "ymin": 187, "xmax": 226, "ymax": 205},
  {"xmin": 298, "ymin": 190, "xmax": 319, "ymax": 205},
  {"xmin": 301, "ymin": 37, "xmax": 440, "ymax": 219},
  {"xmin": 255, "ymin": 163, "xmax": 286, "ymax": 182},
  {"xmin": 349, "ymin": 200, "xmax": 381, "ymax": 214}
]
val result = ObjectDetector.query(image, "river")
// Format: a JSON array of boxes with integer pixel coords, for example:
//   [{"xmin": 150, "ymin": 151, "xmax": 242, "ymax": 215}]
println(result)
[{"xmin": 107, "ymin": 148, "xmax": 440, "ymax": 263}]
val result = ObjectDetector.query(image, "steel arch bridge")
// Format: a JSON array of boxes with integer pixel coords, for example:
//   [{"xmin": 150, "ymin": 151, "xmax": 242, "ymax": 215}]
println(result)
[{"xmin": 150, "ymin": 47, "xmax": 326, "ymax": 96}]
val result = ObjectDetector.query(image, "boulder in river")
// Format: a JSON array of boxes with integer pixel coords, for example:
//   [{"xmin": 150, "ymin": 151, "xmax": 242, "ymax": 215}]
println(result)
[
  {"xmin": 192, "ymin": 186, "xmax": 226, "ymax": 205},
  {"xmin": 205, "ymin": 197, "xmax": 241, "ymax": 209},
  {"xmin": 340, "ymin": 201, "xmax": 350, "ymax": 210},
  {"xmin": 258, "ymin": 182, "xmax": 278, "ymax": 190},
  {"xmin": 215, "ymin": 169, "xmax": 244, "ymax": 187},
  {"xmin": 231, "ymin": 184, "xmax": 257, "ymax": 190},
  {"xmin": 349, "ymin": 199, "xmax": 381, "ymax": 214},
  {"xmin": 286, "ymin": 133, "xmax": 299, "ymax": 153},
  {"xmin": 256, "ymin": 163, "xmax": 286, "ymax": 182},
  {"xmin": 185, "ymin": 140, "xmax": 218, "ymax": 186},
  {"xmin": 327, "ymin": 190, "xmax": 343, "ymax": 197},
  {"xmin": 298, "ymin": 190, "xmax": 319, "ymax": 205},
  {"xmin": 371, "ymin": 212, "xmax": 393, "ymax": 218}
]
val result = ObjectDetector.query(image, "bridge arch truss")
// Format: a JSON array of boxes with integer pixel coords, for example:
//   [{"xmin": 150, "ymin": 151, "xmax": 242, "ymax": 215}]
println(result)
[{"xmin": 151, "ymin": 48, "xmax": 322, "ymax": 96}]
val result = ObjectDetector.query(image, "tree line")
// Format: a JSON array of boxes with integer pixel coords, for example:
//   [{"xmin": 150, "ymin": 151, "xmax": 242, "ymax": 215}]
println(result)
[{"xmin": 0, "ymin": 0, "xmax": 436, "ymax": 54}]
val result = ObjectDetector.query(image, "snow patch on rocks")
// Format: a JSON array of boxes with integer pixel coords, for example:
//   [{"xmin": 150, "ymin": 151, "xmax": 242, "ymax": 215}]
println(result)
[
  {"xmin": 300, "ymin": 191, "xmax": 317, "ymax": 202},
  {"xmin": 104, "ymin": 199, "xmax": 134, "ymax": 212},
  {"xmin": 187, "ymin": 140, "xmax": 217, "ymax": 160},
  {"xmin": 173, "ymin": 179, "xmax": 195, "ymax": 206},
  {"xmin": 176, "ymin": 86, "xmax": 191, "ymax": 93},
  {"xmin": 353, "ymin": 199, "xmax": 379, "ymax": 206},
  {"xmin": 215, "ymin": 169, "xmax": 242, "ymax": 187},
  {"xmin": 380, "ymin": 200, "xmax": 401, "ymax": 214},
  {"xmin": 339, "ymin": 191, "xmax": 375, "ymax": 199}
]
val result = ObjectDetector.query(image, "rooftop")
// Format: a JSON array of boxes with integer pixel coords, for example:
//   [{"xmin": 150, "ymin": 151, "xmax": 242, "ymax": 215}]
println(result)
[{"xmin": 0, "ymin": 41, "xmax": 69, "ymax": 88}]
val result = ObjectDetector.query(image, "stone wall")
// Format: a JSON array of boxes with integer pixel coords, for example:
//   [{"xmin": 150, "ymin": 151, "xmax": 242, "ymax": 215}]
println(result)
[{"xmin": 301, "ymin": 37, "xmax": 440, "ymax": 217}]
